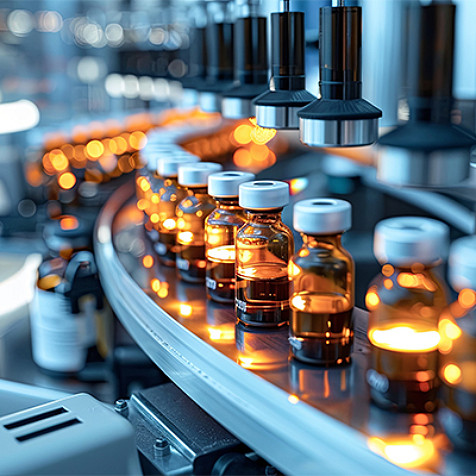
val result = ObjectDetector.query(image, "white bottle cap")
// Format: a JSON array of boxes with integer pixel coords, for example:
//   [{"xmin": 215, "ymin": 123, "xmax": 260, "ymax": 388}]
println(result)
[
  {"xmin": 178, "ymin": 162, "xmax": 223, "ymax": 187},
  {"xmin": 239, "ymin": 180, "xmax": 289, "ymax": 210},
  {"xmin": 449, "ymin": 236, "xmax": 476, "ymax": 291},
  {"xmin": 293, "ymin": 198, "xmax": 351, "ymax": 234},
  {"xmin": 142, "ymin": 146, "xmax": 185, "ymax": 171},
  {"xmin": 374, "ymin": 216, "xmax": 449, "ymax": 266},
  {"xmin": 208, "ymin": 171, "xmax": 256, "ymax": 198},
  {"xmin": 157, "ymin": 154, "xmax": 200, "ymax": 177}
]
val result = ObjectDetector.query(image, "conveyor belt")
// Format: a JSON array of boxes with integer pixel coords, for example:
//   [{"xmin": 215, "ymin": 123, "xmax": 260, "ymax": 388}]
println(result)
[{"xmin": 95, "ymin": 180, "xmax": 476, "ymax": 476}]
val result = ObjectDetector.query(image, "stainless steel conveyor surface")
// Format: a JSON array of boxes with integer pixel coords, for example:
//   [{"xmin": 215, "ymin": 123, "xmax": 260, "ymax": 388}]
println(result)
[{"xmin": 95, "ymin": 181, "xmax": 476, "ymax": 476}]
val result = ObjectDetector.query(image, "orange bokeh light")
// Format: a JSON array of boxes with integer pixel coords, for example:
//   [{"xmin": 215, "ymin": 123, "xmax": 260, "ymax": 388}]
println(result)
[
  {"xmin": 458, "ymin": 289, "xmax": 476, "ymax": 309},
  {"xmin": 142, "ymin": 255, "xmax": 154, "ymax": 268},
  {"xmin": 86, "ymin": 140, "xmax": 105, "ymax": 159},
  {"xmin": 49, "ymin": 149, "xmax": 69, "ymax": 172},
  {"xmin": 129, "ymin": 131, "xmax": 147, "ymax": 150},
  {"xmin": 233, "ymin": 124, "xmax": 252, "ymax": 145},
  {"xmin": 60, "ymin": 216, "xmax": 79, "ymax": 230},
  {"xmin": 58, "ymin": 172, "xmax": 76, "ymax": 190},
  {"xmin": 233, "ymin": 148, "xmax": 252, "ymax": 168}
]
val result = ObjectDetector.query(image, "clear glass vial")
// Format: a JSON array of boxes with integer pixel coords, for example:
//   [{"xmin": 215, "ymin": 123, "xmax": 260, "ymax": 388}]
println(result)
[
  {"xmin": 366, "ymin": 217, "xmax": 449, "ymax": 412},
  {"xmin": 236, "ymin": 180, "xmax": 294, "ymax": 326},
  {"xmin": 289, "ymin": 198, "xmax": 354, "ymax": 366},
  {"xmin": 438, "ymin": 236, "xmax": 476, "ymax": 451},
  {"xmin": 176, "ymin": 162, "xmax": 223, "ymax": 282},
  {"xmin": 205, "ymin": 171, "xmax": 255, "ymax": 303},
  {"xmin": 155, "ymin": 154, "xmax": 200, "ymax": 266}
]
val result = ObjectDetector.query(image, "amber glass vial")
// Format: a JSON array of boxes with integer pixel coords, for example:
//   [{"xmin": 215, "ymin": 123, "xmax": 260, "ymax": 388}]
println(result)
[
  {"xmin": 176, "ymin": 162, "xmax": 223, "ymax": 282},
  {"xmin": 205, "ymin": 171, "xmax": 255, "ymax": 303},
  {"xmin": 366, "ymin": 217, "xmax": 449, "ymax": 412},
  {"xmin": 439, "ymin": 236, "xmax": 476, "ymax": 451},
  {"xmin": 236, "ymin": 180, "xmax": 294, "ymax": 326},
  {"xmin": 289, "ymin": 199, "xmax": 354, "ymax": 365},
  {"xmin": 155, "ymin": 154, "xmax": 200, "ymax": 266},
  {"xmin": 136, "ymin": 144, "xmax": 181, "ymax": 214}
]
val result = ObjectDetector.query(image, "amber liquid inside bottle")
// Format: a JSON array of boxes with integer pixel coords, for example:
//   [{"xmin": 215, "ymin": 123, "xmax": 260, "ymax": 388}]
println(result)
[
  {"xmin": 176, "ymin": 187, "xmax": 215, "ymax": 283},
  {"xmin": 156, "ymin": 177, "xmax": 187, "ymax": 267},
  {"xmin": 366, "ymin": 266, "xmax": 447, "ymax": 412},
  {"xmin": 205, "ymin": 199, "xmax": 246, "ymax": 303},
  {"xmin": 439, "ymin": 294, "xmax": 476, "ymax": 451},
  {"xmin": 290, "ymin": 234, "xmax": 354, "ymax": 365},
  {"xmin": 236, "ymin": 210, "xmax": 294, "ymax": 326},
  {"xmin": 207, "ymin": 245, "xmax": 236, "ymax": 302}
]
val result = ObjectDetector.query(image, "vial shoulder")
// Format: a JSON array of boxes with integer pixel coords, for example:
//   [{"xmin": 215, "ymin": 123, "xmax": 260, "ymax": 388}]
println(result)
[
  {"xmin": 237, "ymin": 222, "xmax": 293, "ymax": 243},
  {"xmin": 206, "ymin": 207, "xmax": 246, "ymax": 227}
]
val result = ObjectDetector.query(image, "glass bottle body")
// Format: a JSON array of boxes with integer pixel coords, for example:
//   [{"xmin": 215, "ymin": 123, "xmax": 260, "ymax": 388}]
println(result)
[
  {"xmin": 439, "ymin": 291, "xmax": 476, "ymax": 451},
  {"xmin": 289, "ymin": 234, "xmax": 354, "ymax": 365},
  {"xmin": 235, "ymin": 210, "xmax": 294, "ymax": 326},
  {"xmin": 136, "ymin": 170, "xmax": 163, "ymax": 240},
  {"xmin": 205, "ymin": 199, "xmax": 246, "ymax": 303},
  {"xmin": 366, "ymin": 265, "xmax": 447, "ymax": 412},
  {"xmin": 156, "ymin": 177, "xmax": 188, "ymax": 266},
  {"xmin": 176, "ymin": 187, "xmax": 216, "ymax": 283}
]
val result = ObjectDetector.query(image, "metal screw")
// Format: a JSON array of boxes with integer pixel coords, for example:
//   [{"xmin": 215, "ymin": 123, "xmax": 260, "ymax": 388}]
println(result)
[
  {"xmin": 114, "ymin": 399, "xmax": 128, "ymax": 417},
  {"xmin": 265, "ymin": 466, "xmax": 278, "ymax": 476},
  {"xmin": 154, "ymin": 437, "xmax": 170, "ymax": 457}
]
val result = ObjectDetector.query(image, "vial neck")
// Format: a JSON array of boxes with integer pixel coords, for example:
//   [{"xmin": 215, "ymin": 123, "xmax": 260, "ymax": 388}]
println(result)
[
  {"xmin": 164, "ymin": 176, "xmax": 179, "ymax": 186},
  {"xmin": 215, "ymin": 197, "xmax": 240, "ymax": 209},
  {"xmin": 392, "ymin": 264, "xmax": 435, "ymax": 273},
  {"xmin": 188, "ymin": 186, "xmax": 208, "ymax": 195},
  {"xmin": 246, "ymin": 209, "xmax": 283, "ymax": 223},
  {"xmin": 302, "ymin": 233, "xmax": 342, "ymax": 249}
]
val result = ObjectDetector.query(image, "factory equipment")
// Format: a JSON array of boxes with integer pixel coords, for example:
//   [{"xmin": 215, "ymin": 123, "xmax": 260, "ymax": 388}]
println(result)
[{"xmin": 0, "ymin": 0, "xmax": 475, "ymax": 475}]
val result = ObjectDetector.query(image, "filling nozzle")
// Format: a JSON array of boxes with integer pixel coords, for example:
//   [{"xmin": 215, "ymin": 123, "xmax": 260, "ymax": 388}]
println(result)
[
  {"xmin": 377, "ymin": 1, "xmax": 476, "ymax": 188},
  {"xmin": 197, "ymin": 1, "xmax": 235, "ymax": 113},
  {"xmin": 298, "ymin": 5, "xmax": 382, "ymax": 147},
  {"xmin": 252, "ymin": 9, "xmax": 315, "ymax": 129},
  {"xmin": 221, "ymin": 0, "xmax": 269, "ymax": 119}
]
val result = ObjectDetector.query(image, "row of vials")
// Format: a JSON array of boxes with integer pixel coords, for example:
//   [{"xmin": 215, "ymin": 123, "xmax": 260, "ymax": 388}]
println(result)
[{"xmin": 136, "ymin": 152, "xmax": 476, "ymax": 452}]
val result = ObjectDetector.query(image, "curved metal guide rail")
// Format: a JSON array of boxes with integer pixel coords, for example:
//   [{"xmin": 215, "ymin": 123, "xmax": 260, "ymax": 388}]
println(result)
[{"xmin": 95, "ymin": 181, "xmax": 471, "ymax": 476}]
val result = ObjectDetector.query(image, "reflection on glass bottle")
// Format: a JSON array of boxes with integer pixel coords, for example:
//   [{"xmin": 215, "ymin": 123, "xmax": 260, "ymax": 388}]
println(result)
[
  {"xmin": 366, "ymin": 217, "xmax": 449, "ymax": 412},
  {"xmin": 205, "ymin": 171, "xmax": 255, "ymax": 303},
  {"xmin": 176, "ymin": 162, "xmax": 223, "ymax": 282},
  {"xmin": 236, "ymin": 181, "xmax": 294, "ymax": 326},
  {"xmin": 236, "ymin": 321, "xmax": 289, "ymax": 370},
  {"xmin": 367, "ymin": 407, "xmax": 439, "ymax": 472},
  {"xmin": 289, "ymin": 199, "xmax": 354, "ymax": 365},
  {"xmin": 438, "ymin": 236, "xmax": 476, "ymax": 452},
  {"xmin": 155, "ymin": 155, "xmax": 200, "ymax": 266}
]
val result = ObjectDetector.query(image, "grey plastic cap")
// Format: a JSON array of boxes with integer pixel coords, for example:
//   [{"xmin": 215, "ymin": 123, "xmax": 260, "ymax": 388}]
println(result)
[
  {"xmin": 239, "ymin": 180, "xmax": 289, "ymax": 210},
  {"xmin": 178, "ymin": 162, "xmax": 223, "ymax": 187},
  {"xmin": 374, "ymin": 216, "xmax": 449, "ymax": 266},
  {"xmin": 294, "ymin": 198, "xmax": 352, "ymax": 234},
  {"xmin": 449, "ymin": 236, "xmax": 476, "ymax": 291},
  {"xmin": 208, "ymin": 171, "xmax": 256, "ymax": 198},
  {"xmin": 157, "ymin": 154, "xmax": 200, "ymax": 177}
]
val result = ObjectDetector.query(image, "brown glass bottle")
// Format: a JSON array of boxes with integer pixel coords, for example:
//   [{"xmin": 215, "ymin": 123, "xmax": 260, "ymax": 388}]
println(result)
[
  {"xmin": 155, "ymin": 155, "xmax": 200, "ymax": 266},
  {"xmin": 289, "ymin": 199, "xmax": 354, "ymax": 366},
  {"xmin": 176, "ymin": 162, "xmax": 223, "ymax": 283},
  {"xmin": 236, "ymin": 181, "xmax": 294, "ymax": 326},
  {"xmin": 205, "ymin": 171, "xmax": 254, "ymax": 303},
  {"xmin": 439, "ymin": 236, "xmax": 476, "ymax": 451},
  {"xmin": 366, "ymin": 217, "xmax": 449, "ymax": 412}
]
